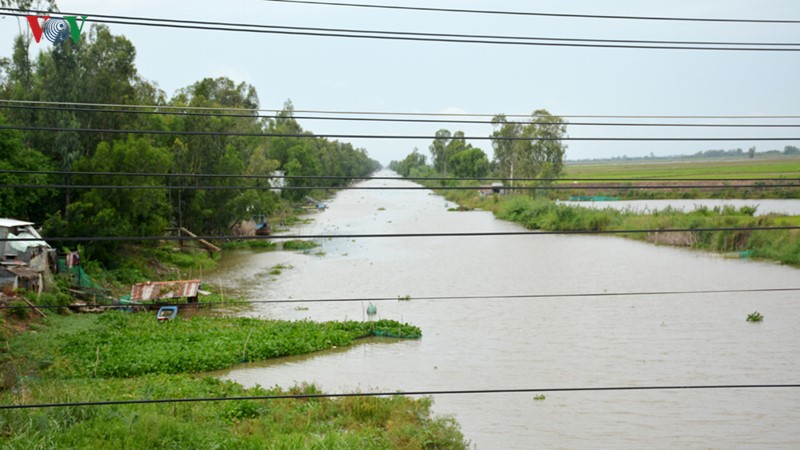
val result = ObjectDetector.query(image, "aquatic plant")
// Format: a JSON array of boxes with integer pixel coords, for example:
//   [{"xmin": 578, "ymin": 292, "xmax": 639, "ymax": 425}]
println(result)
[
  {"xmin": 747, "ymin": 311, "xmax": 764, "ymax": 322},
  {"xmin": 282, "ymin": 240, "xmax": 320, "ymax": 251}
]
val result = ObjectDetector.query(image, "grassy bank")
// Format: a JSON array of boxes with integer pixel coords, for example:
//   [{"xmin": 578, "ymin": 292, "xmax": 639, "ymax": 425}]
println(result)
[
  {"xmin": 436, "ymin": 186, "xmax": 800, "ymax": 266},
  {"xmin": 1, "ymin": 313, "xmax": 466, "ymax": 448},
  {"xmin": 1, "ymin": 376, "xmax": 464, "ymax": 449}
]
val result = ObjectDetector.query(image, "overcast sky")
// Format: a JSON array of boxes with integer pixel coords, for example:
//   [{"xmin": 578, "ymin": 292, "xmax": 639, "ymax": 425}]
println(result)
[{"xmin": 1, "ymin": 0, "xmax": 799, "ymax": 165}]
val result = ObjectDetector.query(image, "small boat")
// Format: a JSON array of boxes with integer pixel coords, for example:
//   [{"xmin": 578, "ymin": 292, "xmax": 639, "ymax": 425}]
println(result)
[
  {"xmin": 156, "ymin": 306, "xmax": 178, "ymax": 322},
  {"xmin": 255, "ymin": 216, "xmax": 272, "ymax": 236}
]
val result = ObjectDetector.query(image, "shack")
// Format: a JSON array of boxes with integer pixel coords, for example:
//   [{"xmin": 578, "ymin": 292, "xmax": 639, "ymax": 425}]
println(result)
[
  {"xmin": 478, "ymin": 182, "xmax": 506, "ymax": 196},
  {"xmin": 0, "ymin": 219, "xmax": 53, "ymax": 294},
  {"xmin": 130, "ymin": 279, "xmax": 201, "ymax": 303}
]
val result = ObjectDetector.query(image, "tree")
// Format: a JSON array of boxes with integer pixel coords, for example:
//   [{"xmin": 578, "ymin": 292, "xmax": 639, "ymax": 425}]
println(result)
[
  {"xmin": 491, "ymin": 110, "xmax": 567, "ymax": 188},
  {"xmin": 748, "ymin": 146, "xmax": 756, "ymax": 159},
  {"xmin": 429, "ymin": 129, "xmax": 452, "ymax": 175},
  {"xmin": 44, "ymin": 136, "xmax": 172, "ymax": 265},
  {"xmin": 0, "ymin": 115, "xmax": 56, "ymax": 222},
  {"xmin": 389, "ymin": 147, "xmax": 427, "ymax": 177},
  {"xmin": 450, "ymin": 148, "xmax": 489, "ymax": 178}
]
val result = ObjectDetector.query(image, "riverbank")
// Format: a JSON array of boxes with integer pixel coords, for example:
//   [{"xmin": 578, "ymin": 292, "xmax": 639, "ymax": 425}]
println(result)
[
  {"xmin": 0, "ymin": 312, "xmax": 466, "ymax": 448},
  {"xmin": 438, "ymin": 188, "xmax": 800, "ymax": 267}
]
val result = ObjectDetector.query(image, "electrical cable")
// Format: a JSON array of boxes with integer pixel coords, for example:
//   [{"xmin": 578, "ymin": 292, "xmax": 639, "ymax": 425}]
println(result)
[
  {"xmin": 3, "ymin": 9, "xmax": 800, "ymax": 51},
  {"xmin": 2, "ymin": 125, "xmax": 798, "ymax": 142},
  {"xmin": 3, "ymin": 103, "xmax": 800, "ymax": 128},
  {"xmin": 3, "ymin": 183, "xmax": 797, "ymax": 191},
  {"xmin": 0, "ymin": 169, "xmax": 796, "ymax": 184},
  {"xmin": 7, "ymin": 287, "xmax": 800, "ymax": 310},
  {"xmin": 262, "ymin": 0, "xmax": 800, "ymax": 25},
  {"xmin": 3, "ymin": 384, "xmax": 799, "ymax": 410},
  {"xmin": 2, "ymin": 99, "xmax": 799, "ymax": 120},
  {"xmin": 3, "ymin": 226, "xmax": 798, "ymax": 243}
]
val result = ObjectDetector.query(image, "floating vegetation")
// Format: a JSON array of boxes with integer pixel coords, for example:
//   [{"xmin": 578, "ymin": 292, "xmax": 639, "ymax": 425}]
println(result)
[
  {"xmin": 268, "ymin": 264, "xmax": 292, "ymax": 276},
  {"xmin": 282, "ymin": 240, "xmax": 319, "ymax": 251},
  {"xmin": 221, "ymin": 240, "xmax": 277, "ymax": 250},
  {"xmin": 397, "ymin": 295, "xmax": 412, "ymax": 301},
  {"xmin": 533, "ymin": 395, "xmax": 546, "ymax": 401},
  {"xmin": 747, "ymin": 311, "xmax": 764, "ymax": 322},
  {"xmin": 377, "ymin": 207, "xmax": 386, "ymax": 211},
  {"xmin": 21, "ymin": 313, "xmax": 423, "ymax": 378}
]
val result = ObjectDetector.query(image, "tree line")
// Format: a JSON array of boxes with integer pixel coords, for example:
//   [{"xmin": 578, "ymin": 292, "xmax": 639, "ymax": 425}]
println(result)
[
  {"xmin": 389, "ymin": 110, "xmax": 568, "ymax": 183},
  {"xmin": 0, "ymin": 25, "xmax": 380, "ymax": 264}
]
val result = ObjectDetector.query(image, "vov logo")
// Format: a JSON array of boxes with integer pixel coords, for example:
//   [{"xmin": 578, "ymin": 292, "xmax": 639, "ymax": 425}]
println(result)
[{"xmin": 26, "ymin": 15, "xmax": 88, "ymax": 45}]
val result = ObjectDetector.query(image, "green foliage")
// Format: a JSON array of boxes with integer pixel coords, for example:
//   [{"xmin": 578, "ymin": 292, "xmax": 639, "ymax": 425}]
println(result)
[
  {"xmin": 747, "ymin": 311, "xmax": 764, "ymax": 322},
  {"xmin": 388, "ymin": 147, "xmax": 428, "ymax": 177},
  {"xmin": 282, "ymin": 240, "xmax": 320, "ymax": 251},
  {"xmin": 221, "ymin": 240, "xmax": 277, "ymax": 250},
  {"xmin": 450, "ymin": 147, "xmax": 491, "ymax": 178},
  {"xmin": 0, "ymin": 116, "xmax": 57, "ymax": 222},
  {"xmin": 492, "ymin": 110, "xmax": 568, "ymax": 183},
  {"xmin": 268, "ymin": 264, "xmax": 292, "ymax": 275},
  {"xmin": 371, "ymin": 320, "xmax": 422, "ymax": 339},
  {"xmin": 10, "ymin": 313, "xmax": 421, "ymax": 378},
  {"xmin": 429, "ymin": 190, "xmax": 800, "ymax": 267},
  {"xmin": 8, "ymin": 301, "xmax": 30, "ymax": 320},
  {"xmin": 0, "ymin": 377, "xmax": 468, "ymax": 449},
  {"xmin": 563, "ymin": 158, "xmax": 800, "ymax": 200},
  {"xmin": 1, "ymin": 28, "xmax": 380, "ymax": 255}
]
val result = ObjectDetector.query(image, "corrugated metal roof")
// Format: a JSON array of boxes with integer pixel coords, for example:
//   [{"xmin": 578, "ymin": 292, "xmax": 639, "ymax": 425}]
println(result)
[
  {"xmin": 0, "ymin": 218, "xmax": 34, "ymax": 228},
  {"xmin": 130, "ymin": 280, "xmax": 201, "ymax": 302},
  {"xmin": 6, "ymin": 266, "xmax": 40, "ymax": 279}
]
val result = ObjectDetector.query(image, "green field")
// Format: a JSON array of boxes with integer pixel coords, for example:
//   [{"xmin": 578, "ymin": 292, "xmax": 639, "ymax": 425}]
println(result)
[{"xmin": 564, "ymin": 156, "xmax": 800, "ymax": 180}]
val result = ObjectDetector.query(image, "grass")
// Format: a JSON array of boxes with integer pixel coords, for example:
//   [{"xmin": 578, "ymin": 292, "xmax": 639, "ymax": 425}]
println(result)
[
  {"xmin": 282, "ymin": 240, "xmax": 320, "ymax": 251},
  {"xmin": 80, "ymin": 245, "xmax": 219, "ymax": 291},
  {"xmin": 564, "ymin": 156, "xmax": 800, "ymax": 180},
  {"xmin": 221, "ymin": 240, "xmax": 277, "ymax": 251},
  {"xmin": 428, "ymin": 183, "xmax": 800, "ymax": 267},
  {"xmin": 492, "ymin": 196, "xmax": 800, "ymax": 266},
  {"xmin": 7, "ymin": 313, "xmax": 422, "ymax": 378},
  {"xmin": 747, "ymin": 311, "xmax": 764, "ymax": 322},
  {"xmin": 0, "ymin": 312, "xmax": 460, "ymax": 448},
  {"xmin": 0, "ymin": 377, "xmax": 467, "ymax": 449},
  {"xmin": 267, "ymin": 264, "xmax": 292, "ymax": 276}
]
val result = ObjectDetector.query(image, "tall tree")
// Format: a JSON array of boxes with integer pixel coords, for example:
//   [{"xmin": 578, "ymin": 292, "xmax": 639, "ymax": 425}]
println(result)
[
  {"xmin": 491, "ymin": 110, "xmax": 567, "ymax": 186},
  {"xmin": 429, "ymin": 129, "xmax": 452, "ymax": 175}
]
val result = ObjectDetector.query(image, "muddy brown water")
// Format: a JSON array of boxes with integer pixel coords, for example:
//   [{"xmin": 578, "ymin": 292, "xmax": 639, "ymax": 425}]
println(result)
[{"xmin": 207, "ymin": 170, "xmax": 800, "ymax": 449}]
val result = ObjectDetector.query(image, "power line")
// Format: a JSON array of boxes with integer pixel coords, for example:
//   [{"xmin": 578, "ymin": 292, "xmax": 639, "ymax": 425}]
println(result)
[
  {"xmin": 3, "ymin": 384, "xmax": 799, "ymax": 410},
  {"xmin": 4, "ymin": 227, "xmax": 798, "ymax": 243},
  {"xmin": 3, "ymin": 103, "xmax": 800, "ymax": 128},
  {"xmin": 262, "ymin": 0, "xmax": 800, "ymax": 25},
  {"xmin": 1, "ymin": 169, "xmax": 796, "ymax": 184},
  {"xmin": 2, "ymin": 125, "xmax": 799, "ymax": 142},
  {"xmin": 3, "ymin": 100, "xmax": 799, "ymax": 120},
  {"xmin": 3, "ymin": 183, "xmax": 796, "ymax": 191},
  {"xmin": 3, "ymin": 9, "xmax": 800, "ymax": 51},
  {"xmin": 9, "ymin": 287, "xmax": 800, "ymax": 310}
]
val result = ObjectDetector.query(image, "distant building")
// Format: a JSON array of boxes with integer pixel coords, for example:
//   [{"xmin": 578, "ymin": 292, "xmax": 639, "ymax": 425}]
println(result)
[
  {"xmin": 269, "ymin": 170, "xmax": 286, "ymax": 194},
  {"xmin": 0, "ymin": 219, "xmax": 53, "ymax": 293}
]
